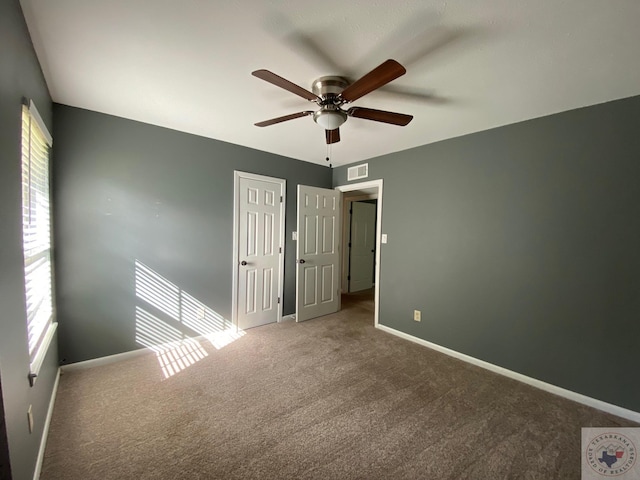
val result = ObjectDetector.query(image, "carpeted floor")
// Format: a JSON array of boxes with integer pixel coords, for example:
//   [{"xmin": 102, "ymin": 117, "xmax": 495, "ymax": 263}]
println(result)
[{"xmin": 41, "ymin": 293, "xmax": 637, "ymax": 479}]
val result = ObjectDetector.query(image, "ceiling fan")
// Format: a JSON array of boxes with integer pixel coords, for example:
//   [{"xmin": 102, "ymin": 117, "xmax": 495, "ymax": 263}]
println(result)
[{"xmin": 252, "ymin": 59, "xmax": 413, "ymax": 144}]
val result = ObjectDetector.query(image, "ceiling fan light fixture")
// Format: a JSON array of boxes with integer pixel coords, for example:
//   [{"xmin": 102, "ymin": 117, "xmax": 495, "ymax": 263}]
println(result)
[{"xmin": 313, "ymin": 109, "xmax": 347, "ymax": 130}]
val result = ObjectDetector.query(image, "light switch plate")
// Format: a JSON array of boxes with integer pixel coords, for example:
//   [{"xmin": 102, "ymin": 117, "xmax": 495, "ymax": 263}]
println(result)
[
  {"xmin": 381, "ymin": 234, "xmax": 388, "ymax": 244},
  {"xmin": 292, "ymin": 231, "xmax": 297, "ymax": 241}
]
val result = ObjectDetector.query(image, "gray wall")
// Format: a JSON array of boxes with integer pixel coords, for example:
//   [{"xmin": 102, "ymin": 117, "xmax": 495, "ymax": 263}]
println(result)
[
  {"xmin": 52, "ymin": 105, "xmax": 331, "ymax": 364},
  {"xmin": 334, "ymin": 96, "xmax": 640, "ymax": 413},
  {"xmin": 0, "ymin": 1, "xmax": 59, "ymax": 479}
]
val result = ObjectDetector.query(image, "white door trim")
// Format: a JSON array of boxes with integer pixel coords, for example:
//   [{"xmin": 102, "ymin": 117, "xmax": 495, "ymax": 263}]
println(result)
[
  {"xmin": 232, "ymin": 171, "xmax": 286, "ymax": 329},
  {"xmin": 336, "ymin": 179, "xmax": 383, "ymax": 327}
]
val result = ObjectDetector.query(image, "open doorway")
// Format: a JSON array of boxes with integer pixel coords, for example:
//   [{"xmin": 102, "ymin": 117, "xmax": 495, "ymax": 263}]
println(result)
[
  {"xmin": 346, "ymin": 199, "xmax": 377, "ymax": 293},
  {"xmin": 336, "ymin": 180, "xmax": 383, "ymax": 326}
]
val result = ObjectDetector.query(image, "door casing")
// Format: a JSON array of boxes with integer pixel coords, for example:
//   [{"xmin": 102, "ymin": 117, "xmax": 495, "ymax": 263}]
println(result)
[{"xmin": 336, "ymin": 179, "xmax": 383, "ymax": 327}]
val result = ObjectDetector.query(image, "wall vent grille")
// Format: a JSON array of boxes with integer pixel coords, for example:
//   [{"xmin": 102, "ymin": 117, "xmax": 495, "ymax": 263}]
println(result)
[{"xmin": 347, "ymin": 163, "xmax": 368, "ymax": 181}]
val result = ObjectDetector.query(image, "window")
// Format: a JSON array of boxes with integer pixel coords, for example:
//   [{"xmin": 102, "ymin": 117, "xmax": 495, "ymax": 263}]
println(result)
[{"xmin": 21, "ymin": 100, "xmax": 56, "ymax": 385}]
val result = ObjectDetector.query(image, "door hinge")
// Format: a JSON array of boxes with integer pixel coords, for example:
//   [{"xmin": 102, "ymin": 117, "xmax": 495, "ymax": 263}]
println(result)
[
  {"xmin": 347, "ymin": 275, "xmax": 351, "ymax": 281},
  {"xmin": 280, "ymin": 195, "xmax": 283, "ymax": 203},
  {"xmin": 277, "ymin": 297, "xmax": 281, "ymax": 304},
  {"xmin": 279, "ymin": 247, "xmax": 282, "ymax": 253}
]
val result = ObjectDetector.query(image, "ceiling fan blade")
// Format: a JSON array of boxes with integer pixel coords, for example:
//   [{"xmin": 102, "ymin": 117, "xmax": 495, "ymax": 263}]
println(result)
[
  {"xmin": 326, "ymin": 128, "xmax": 340, "ymax": 144},
  {"xmin": 340, "ymin": 59, "xmax": 406, "ymax": 103},
  {"xmin": 255, "ymin": 111, "xmax": 314, "ymax": 127},
  {"xmin": 252, "ymin": 69, "xmax": 319, "ymax": 102},
  {"xmin": 347, "ymin": 107, "xmax": 413, "ymax": 126}
]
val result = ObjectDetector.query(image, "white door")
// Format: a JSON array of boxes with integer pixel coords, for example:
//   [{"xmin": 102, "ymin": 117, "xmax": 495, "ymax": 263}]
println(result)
[
  {"xmin": 296, "ymin": 185, "xmax": 341, "ymax": 322},
  {"xmin": 349, "ymin": 201, "xmax": 376, "ymax": 292},
  {"xmin": 234, "ymin": 172, "xmax": 284, "ymax": 330}
]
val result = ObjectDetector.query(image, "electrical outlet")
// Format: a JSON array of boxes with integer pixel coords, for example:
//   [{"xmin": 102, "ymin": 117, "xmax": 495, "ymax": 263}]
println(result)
[
  {"xmin": 413, "ymin": 310, "xmax": 421, "ymax": 322},
  {"xmin": 27, "ymin": 405, "xmax": 34, "ymax": 433}
]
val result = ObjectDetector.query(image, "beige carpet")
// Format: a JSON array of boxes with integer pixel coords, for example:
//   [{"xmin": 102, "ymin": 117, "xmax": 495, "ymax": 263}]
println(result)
[{"xmin": 41, "ymin": 293, "xmax": 637, "ymax": 479}]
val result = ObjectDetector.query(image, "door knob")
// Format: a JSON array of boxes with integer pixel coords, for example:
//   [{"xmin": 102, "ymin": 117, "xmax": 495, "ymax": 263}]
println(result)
[
  {"xmin": 299, "ymin": 259, "xmax": 306, "ymax": 264},
  {"xmin": 240, "ymin": 260, "xmax": 248, "ymax": 266}
]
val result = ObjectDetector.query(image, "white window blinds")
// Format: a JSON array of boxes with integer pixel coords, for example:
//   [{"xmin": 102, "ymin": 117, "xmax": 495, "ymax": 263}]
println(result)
[{"xmin": 21, "ymin": 100, "xmax": 56, "ymax": 383}]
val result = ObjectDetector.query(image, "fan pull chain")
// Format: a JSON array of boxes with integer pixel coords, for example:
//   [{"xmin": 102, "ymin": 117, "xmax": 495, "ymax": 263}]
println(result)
[{"xmin": 326, "ymin": 144, "xmax": 332, "ymax": 168}]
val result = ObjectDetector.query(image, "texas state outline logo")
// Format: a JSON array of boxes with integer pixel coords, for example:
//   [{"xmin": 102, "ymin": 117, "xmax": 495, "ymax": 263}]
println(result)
[{"xmin": 582, "ymin": 428, "xmax": 640, "ymax": 479}]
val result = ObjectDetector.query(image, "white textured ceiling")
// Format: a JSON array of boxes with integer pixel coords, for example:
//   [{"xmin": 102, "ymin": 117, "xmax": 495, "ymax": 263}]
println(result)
[{"xmin": 20, "ymin": 0, "xmax": 640, "ymax": 167}]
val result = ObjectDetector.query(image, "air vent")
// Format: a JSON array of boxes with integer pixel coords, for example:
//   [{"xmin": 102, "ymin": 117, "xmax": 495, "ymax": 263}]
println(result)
[{"xmin": 347, "ymin": 163, "xmax": 368, "ymax": 181}]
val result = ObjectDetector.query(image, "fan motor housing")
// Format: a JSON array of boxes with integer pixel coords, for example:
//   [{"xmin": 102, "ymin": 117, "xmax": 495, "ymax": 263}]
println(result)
[{"xmin": 312, "ymin": 76, "xmax": 349, "ymax": 99}]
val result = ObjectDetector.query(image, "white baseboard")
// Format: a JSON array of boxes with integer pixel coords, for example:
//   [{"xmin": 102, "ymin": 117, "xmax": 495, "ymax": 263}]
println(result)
[
  {"xmin": 33, "ymin": 368, "xmax": 60, "ymax": 480},
  {"xmin": 60, "ymin": 327, "xmax": 244, "ymax": 372},
  {"xmin": 60, "ymin": 348, "xmax": 152, "ymax": 372},
  {"xmin": 376, "ymin": 324, "xmax": 640, "ymax": 423}
]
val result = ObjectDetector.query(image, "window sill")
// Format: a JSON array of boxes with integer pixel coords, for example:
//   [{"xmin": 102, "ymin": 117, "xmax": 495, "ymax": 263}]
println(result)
[{"xmin": 28, "ymin": 322, "xmax": 57, "ymax": 387}]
